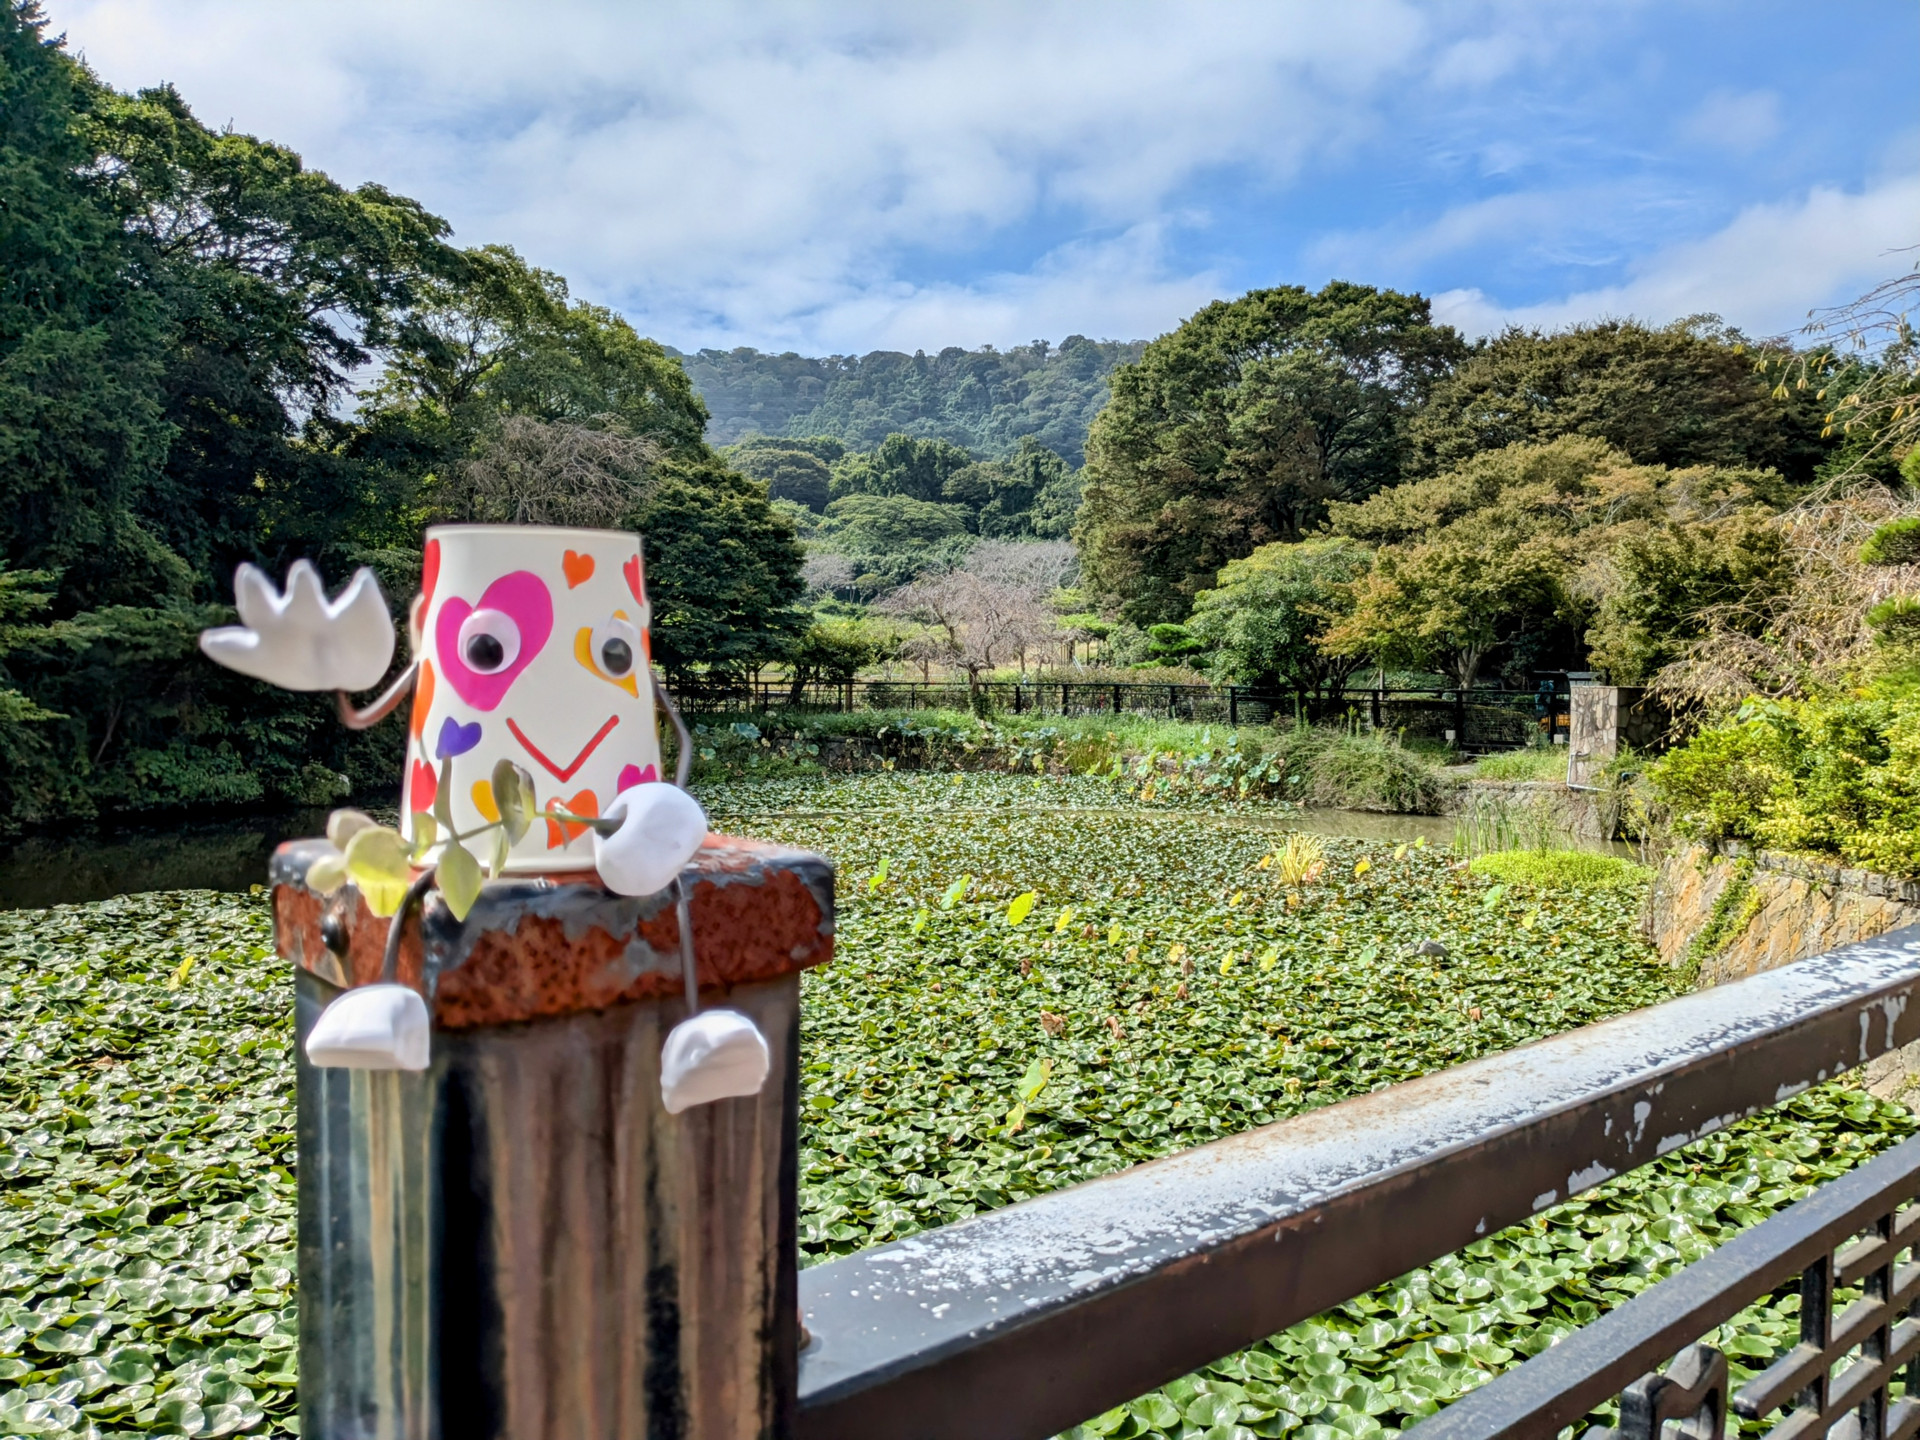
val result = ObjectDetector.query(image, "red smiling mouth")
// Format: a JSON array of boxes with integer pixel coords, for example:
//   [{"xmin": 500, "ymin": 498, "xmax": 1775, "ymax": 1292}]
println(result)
[{"xmin": 506, "ymin": 714, "xmax": 620, "ymax": 782}]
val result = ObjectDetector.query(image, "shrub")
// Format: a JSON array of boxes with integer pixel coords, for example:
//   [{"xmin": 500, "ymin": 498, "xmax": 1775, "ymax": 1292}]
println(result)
[
  {"xmin": 1647, "ymin": 687, "xmax": 1920, "ymax": 876},
  {"xmin": 1866, "ymin": 596, "xmax": 1920, "ymax": 647},
  {"xmin": 1267, "ymin": 726, "xmax": 1450, "ymax": 813},
  {"xmin": 1467, "ymin": 848, "xmax": 1651, "ymax": 890},
  {"xmin": 1860, "ymin": 517, "xmax": 1920, "ymax": 566}
]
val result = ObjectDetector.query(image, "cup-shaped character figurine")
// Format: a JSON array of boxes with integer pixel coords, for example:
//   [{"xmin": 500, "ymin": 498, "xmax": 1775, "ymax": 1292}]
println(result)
[{"xmin": 407, "ymin": 524, "xmax": 665, "ymax": 873}]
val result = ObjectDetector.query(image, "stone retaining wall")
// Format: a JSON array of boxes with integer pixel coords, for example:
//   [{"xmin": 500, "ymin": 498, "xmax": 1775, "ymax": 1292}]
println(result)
[{"xmin": 1649, "ymin": 841, "xmax": 1920, "ymax": 1099}]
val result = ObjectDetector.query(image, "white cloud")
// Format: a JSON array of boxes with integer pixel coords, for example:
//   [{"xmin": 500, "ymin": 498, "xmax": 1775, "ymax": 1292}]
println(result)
[
  {"xmin": 1430, "ymin": 174, "xmax": 1920, "ymax": 340},
  {"xmin": 47, "ymin": 0, "xmax": 1564, "ymax": 351}
]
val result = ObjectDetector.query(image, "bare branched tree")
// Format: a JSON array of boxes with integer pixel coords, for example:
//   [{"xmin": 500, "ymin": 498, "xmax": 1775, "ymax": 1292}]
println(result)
[
  {"xmin": 1653, "ymin": 488, "xmax": 1920, "ymax": 714},
  {"xmin": 1762, "ymin": 252, "xmax": 1920, "ymax": 478},
  {"xmin": 802, "ymin": 551, "xmax": 855, "ymax": 598},
  {"xmin": 446, "ymin": 415, "xmax": 660, "ymax": 528},
  {"xmin": 875, "ymin": 569, "xmax": 1056, "ymax": 698},
  {"xmin": 962, "ymin": 539, "xmax": 1078, "ymax": 595}
]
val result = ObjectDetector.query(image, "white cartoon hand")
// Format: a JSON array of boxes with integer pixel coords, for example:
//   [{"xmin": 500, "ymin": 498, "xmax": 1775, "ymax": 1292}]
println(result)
[
  {"xmin": 199, "ymin": 560, "xmax": 396, "ymax": 692},
  {"xmin": 592, "ymin": 783, "xmax": 709, "ymax": 897}
]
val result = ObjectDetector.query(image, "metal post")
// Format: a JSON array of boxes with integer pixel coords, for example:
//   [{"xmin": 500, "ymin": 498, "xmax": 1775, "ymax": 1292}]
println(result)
[
  {"xmin": 281, "ymin": 836, "xmax": 834, "ymax": 1440},
  {"xmin": 1229, "ymin": 687, "xmax": 1238, "ymax": 726},
  {"xmin": 1111, "ymin": 685, "xmax": 1120, "ymax": 715}
]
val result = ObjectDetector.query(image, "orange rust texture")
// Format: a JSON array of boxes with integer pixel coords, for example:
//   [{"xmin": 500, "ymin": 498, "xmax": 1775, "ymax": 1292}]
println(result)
[{"xmin": 273, "ymin": 835, "xmax": 831, "ymax": 1030}]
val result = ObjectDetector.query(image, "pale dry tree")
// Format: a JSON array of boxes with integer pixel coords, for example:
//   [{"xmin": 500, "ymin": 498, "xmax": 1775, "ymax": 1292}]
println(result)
[
  {"xmin": 875, "ymin": 569, "xmax": 1057, "ymax": 700},
  {"xmin": 1652, "ymin": 487, "xmax": 1920, "ymax": 714},
  {"xmin": 449, "ymin": 415, "xmax": 659, "ymax": 528}
]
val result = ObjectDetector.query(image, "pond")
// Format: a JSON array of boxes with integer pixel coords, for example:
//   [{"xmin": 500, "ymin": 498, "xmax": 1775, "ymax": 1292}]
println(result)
[
  {"xmin": 0, "ymin": 786, "xmax": 1628, "ymax": 909},
  {"xmin": 0, "ymin": 809, "xmax": 330, "ymax": 910}
]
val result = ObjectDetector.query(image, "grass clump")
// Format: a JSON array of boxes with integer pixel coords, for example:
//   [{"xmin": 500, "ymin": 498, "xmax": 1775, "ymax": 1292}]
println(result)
[
  {"xmin": 1263, "ymin": 726, "xmax": 1448, "ymax": 813},
  {"xmin": 1467, "ymin": 848, "xmax": 1651, "ymax": 890},
  {"xmin": 1469, "ymin": 745, "xmax": 1568, "ymax": 782}
]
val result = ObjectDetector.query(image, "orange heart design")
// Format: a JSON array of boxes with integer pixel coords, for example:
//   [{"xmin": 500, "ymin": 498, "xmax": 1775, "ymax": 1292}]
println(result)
[
  {"xmin": 563, "ymin": 550, "xmax": 595, "ymax": 588},
  {"xmin": 420, "ymin": 536, "xmax": 441, "ymax": 612},
  {"xmin": 409, "ymin": 659, "xmax": 436, "ymax": 739},
  {"xmin": 544, "ymin": 789, "xmax": 599, "ymax": 848},
  {"xmin": 471, "ymin": 779, "xmax": 500, "ymax": 824}
]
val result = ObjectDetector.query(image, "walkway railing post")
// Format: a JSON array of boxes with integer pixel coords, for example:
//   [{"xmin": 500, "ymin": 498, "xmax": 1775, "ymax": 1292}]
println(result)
[
  {"xmin": 1229, "ymin": 686, "xmax": 1239, "ymax": 726},
  {"xmin": 280, "ymin": 836, "xmax": 834, "ymax": 1440}
]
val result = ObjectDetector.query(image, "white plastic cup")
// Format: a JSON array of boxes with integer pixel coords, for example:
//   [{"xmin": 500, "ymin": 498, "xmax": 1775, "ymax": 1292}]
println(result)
[{"xmin": 403, "ymin": 525, "xmax": 665, "ymax": 873}]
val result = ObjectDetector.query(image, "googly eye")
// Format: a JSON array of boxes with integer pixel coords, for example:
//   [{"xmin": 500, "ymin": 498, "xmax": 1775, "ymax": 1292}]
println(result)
[
  {"xmin": 457, "ymin": 609, "xmax": 522, "ymax": 675},
  {"xmin": 592, "ymin": 616, "xmax": 641, "ymax": 678}
]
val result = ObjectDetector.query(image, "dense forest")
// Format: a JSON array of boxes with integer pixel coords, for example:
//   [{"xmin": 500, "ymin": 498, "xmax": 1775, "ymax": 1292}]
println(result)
[
  {"xmin": 676, "ymin": 337, "xmax": 1143, "ymax": 465},
  {"xmin": 0, "ymin": 3, "xmax": 803, "ymax": 826}
]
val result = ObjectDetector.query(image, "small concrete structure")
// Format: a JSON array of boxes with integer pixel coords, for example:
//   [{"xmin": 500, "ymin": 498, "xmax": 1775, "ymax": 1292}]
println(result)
[
  {"xmin": 275, "ymin": 835, "xmax": 833, "ymax": 1440},
  {"xmin": 1566, "ymin": 685, "xmax": 1666, "ymax": 788}
]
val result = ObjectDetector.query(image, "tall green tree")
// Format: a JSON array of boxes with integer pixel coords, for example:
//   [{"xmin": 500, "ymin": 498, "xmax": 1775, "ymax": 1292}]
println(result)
[
  {"xmin": 1409, "ymin": 318, "xmax": 1831, "ymax": 483},
  {"xmin": 1077, "ymin": 282, "xmax": 1466, "ymax": 625},
  {"xmin": 1186, "ymin": 538, "xmax": 1372, "ymax": 709},
  {"xmin": 0, "ymin": 2, "xmax": 172, "ymax": 607}
]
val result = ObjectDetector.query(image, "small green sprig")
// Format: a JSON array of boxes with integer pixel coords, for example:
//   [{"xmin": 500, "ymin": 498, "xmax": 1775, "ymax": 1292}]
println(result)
[{"xmin": 303, "ymin": 758, "xmax": 578, "ymax": 921}]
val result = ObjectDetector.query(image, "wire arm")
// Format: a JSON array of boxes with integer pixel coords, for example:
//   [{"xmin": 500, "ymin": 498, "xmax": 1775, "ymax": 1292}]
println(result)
[{"xmin": 336, "ymin": 660, "xmax": 420, "ymax": 731}]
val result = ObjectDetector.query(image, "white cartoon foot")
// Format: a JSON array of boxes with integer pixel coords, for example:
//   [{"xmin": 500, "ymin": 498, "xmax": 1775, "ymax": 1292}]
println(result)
[
  {"xmin": 592, "ymin": 783, "xmax": 708, "ymax": 897},
  {"xmin": 200, "ymin": 560, "xmax": 396, "ymax": 693},
  {"xmin": 659, "ymin": 1009, "xmax": 771, "ymax": 1113},
  {"xmin": 305, "ymin": 983, "xmax": 431, "ymax": 1071}
]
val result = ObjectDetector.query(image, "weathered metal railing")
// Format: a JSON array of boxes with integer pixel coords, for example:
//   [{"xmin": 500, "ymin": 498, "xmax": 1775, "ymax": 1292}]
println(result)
[
  {"xmin": 1412, "ymin": 1133, "xmax": 1920, "ymax": 1439},
  {"xmin": 794, "ymin": 925, "xmax": 1920, "ymax": 1440}
]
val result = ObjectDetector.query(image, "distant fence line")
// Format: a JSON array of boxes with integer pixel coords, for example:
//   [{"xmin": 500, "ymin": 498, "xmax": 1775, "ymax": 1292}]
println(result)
[{"xmin": 674, "ymin": 678, "xmax": 1571, "ymax": 753}]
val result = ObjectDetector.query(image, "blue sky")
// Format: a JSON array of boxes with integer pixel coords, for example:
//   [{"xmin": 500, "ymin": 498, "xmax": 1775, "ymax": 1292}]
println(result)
[{"xmin": 52, "ymin": 0, "xmax": 1920, "ymax": 354}]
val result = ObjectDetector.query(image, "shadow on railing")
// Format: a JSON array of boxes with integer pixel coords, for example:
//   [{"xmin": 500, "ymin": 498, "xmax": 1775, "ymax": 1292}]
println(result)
[{"xmin": 795, "ymin": 926, "xmax": 1920, "ymax": 1440}]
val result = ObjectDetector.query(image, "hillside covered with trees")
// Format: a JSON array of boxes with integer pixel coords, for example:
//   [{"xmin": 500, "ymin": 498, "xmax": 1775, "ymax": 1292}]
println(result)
[{"xmin": 675, "ymin": 336, "xmax": 1143, "ymax": 465}]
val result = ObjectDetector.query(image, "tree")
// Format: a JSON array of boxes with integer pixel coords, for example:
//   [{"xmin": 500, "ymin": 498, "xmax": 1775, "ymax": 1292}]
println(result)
[
  {"xmin": 876, "ymin": 568, "xmax": 1053, "ymax": 700},
  {"xmin": 631, "ymin": 459, "xmax": 806, "ymax": 683},
  {"xmin": 1077, "ymin": 282, "xmax": 1466, "ymax": 625},
  {"xmin": 830, "ymin": 432, "xmax": 976, "ymax": 505},
  {"xmin": 1323, "ymin": 436, "xmax": 1787, "ymax": 688},
  {"xmin": 447, "ymin": 415, "xmax": 657, "ymax": 528},
  {"xmin": 813, "ymin": 493, "xmax": 972, "ymax": 592},
  {"xmin": 0, "ymin": 3, "xmax": 172, "ymax": 608},
  {"xmin": 1583, "ymin": 517, "xmax": 1792, "ymax": 685},
  {"xmin": 1409, "ymin": 317, "xmax": 1830, "ymax": 483},
  {"xmin": 1186, "ymin": 538, "xmax": 1372, "ymax": 710},
  {"xmin": 941, "ymin": 437, "xmax": 1077, "ymax": 537},
  {"xmin": 785, "ymin": 617, "xmax": 886, "ymax": 703},
  {"xmin": 725, "ymin": 440, "xmax": 833, "ymax": 511},
  {"xmin": 372, "ymin": 244, "xmax": 707, "ymax": 460}
]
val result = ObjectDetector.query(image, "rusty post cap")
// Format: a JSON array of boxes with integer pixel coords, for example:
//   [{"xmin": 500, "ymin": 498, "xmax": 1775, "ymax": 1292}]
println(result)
[{"xmin": 272, "ymin": 836, "xmax": 834, "ymax": 1030}]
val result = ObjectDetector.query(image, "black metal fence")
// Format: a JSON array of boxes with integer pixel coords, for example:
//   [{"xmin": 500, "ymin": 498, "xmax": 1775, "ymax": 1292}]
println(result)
[
  {"xmin": 1415, "ymin": 1133, "xmax": 1920, "ymax": 1440},
  {"xmin": 794, "ymin": 926, "xmax": 1920, "ymax": 1440},
  {"xmin": 680, "ymin": 678, "xmax": 1570, "ymax": 752}
]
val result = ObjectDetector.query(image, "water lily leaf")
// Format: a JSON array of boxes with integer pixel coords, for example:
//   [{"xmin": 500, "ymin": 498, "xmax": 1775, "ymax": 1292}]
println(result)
[{"xmin": 1006, "ymin": 892, "xmax": 1038, "ymax": 926}]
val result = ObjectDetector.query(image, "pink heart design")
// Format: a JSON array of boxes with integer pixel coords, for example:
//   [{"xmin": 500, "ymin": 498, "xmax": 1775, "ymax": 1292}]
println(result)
[
  {"xmin": 436, "ymin": 571, "xmax": 553, "ymax": 711},
  {"xmin": 617, "ymin": 762, "xmax": 658, "ymax": 792}
]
